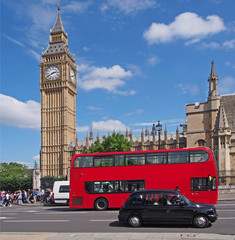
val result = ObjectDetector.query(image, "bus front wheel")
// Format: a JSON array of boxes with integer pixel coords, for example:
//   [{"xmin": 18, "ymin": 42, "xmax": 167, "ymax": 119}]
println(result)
[{"xmin": 94, "ymin": 198, "xmax": 108, "ymax": 210}]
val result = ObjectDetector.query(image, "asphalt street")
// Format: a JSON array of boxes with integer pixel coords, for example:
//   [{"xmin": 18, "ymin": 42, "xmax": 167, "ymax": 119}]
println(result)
[{"xmin": 0, "ymin": 198, "xmax": 235, "ymax": 239}]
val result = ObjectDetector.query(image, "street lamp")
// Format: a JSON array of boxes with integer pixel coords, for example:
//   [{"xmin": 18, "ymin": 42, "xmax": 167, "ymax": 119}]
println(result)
[{"xmin": 156, "ymin": 120, "xmax": 162, "ymax": 149}]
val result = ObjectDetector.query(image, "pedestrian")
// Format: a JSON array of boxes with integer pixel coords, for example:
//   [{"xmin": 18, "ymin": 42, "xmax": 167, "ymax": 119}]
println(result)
[
  {"xmin": 1, "ymin": 191, "xmax": 5, "ymax": 207},
  {"xmin": 5, "ymin": 192, "xmax": 12, "ymax": 207},
  {"xmin": 18, "ymin": 190, "xmax": 23, "ymax": 205},
  {"xmin": 33, "ymin": 189, "xmax": 37, "ymax": 202}
]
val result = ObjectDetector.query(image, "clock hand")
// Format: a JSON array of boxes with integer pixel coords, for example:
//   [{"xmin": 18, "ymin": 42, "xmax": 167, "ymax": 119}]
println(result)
[{"xmin": 48, "ymin": 71, "xmax": 57, "ymax": 77}]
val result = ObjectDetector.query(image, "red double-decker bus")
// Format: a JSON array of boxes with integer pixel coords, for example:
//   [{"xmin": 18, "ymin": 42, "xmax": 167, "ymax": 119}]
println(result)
[{"xmin": 70, "ymin": 147, "xmax": 218, "ymax": 210}]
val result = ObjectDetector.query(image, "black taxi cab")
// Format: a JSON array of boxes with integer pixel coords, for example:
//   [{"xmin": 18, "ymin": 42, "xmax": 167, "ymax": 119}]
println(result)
[{"xmin": 118, "ymin": 189, "xmax": 217, "ymax": 228}]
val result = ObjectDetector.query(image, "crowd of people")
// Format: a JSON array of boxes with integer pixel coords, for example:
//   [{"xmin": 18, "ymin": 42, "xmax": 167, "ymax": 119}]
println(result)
[{"xmin": 0, "ymin": 188, "xmax": 53, "ymax": 207}]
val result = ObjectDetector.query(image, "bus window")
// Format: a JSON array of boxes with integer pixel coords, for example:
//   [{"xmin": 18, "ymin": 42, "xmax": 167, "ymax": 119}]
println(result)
[
  {"xmin": 85, "ymin": 182, "xmax": 92, "ymax": 193},
  {"xmin": 74, "ymin": 156, "xmax": 93, "ymax": 168},
  {"xmin": 124, "ymin": 180, "xmax": 145, "ymax": 192},
  {"xmin": 126, "ymin": 154, "xmax": 145, "ymax": 166},
  {"xmin": 94, "ymin": 156, "xmax": 113, "ymax": 167},
  {"xmin": 114, "ymin": 181, "xmax": 124, "ymax": 192},
  {"xmin": 168, "ymin": 151, "xmax": 189, "ymax": 164},
  {"xmin": 102, "ymin": 181, "xmax": 114, "ymax": 193},
  {"xmin": 115, "ymin": 155, "xmax": 125, "ymax": 166},
  {"xmin": 93, "ymin": 181, "xmax": 114, "ymax": 193},
  {"xmin": 190, "ymin": 151, "xmax": 209, "ymax": 163},
  {"xmin": 191, "ymin": 177, "xmax": 217, "ymax": 191},
  {"xmin": 147, "ymin": 153, "xmax": 167, "ymax": 165}
]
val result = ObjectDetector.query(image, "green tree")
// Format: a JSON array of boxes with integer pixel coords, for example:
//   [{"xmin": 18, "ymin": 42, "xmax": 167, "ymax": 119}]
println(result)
[
  {"xmin": 40, "ymin": 176, "xmax": 66, "ymax": 190},
  {"xmin": 0, "ymin": 162, "xmax": 32, "ymax": 192},
  {"xmin": 84, "ymin": 132, "xmax": 133, "ymax": 153}
]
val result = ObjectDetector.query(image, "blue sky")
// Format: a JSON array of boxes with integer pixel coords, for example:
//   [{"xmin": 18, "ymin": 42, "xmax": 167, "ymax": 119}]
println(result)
[{"xmin": 1, "ymin": 0, "xmax": 235, "ymax": 169}]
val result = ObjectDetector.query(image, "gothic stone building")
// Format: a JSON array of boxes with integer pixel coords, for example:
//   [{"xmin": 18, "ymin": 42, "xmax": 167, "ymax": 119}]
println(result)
[
  {"xmin": 40, "ymin": 5, "xmax": 77, "ymax": 177},
  {"xmin": 186, "ymin": 61, "xmax": 235, "ymax": 185}
]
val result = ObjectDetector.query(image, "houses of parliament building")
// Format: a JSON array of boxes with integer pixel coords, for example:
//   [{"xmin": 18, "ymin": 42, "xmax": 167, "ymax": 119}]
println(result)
[{"xmin": 40, "ymin": 4, "xmax": 235, "ymax": 185}]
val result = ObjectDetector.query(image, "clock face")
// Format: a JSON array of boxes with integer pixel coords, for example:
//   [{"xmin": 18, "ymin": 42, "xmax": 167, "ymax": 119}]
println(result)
[
  {"xmin": 70, "ymin": 68, "xmax": 76, "ymax": 83},
  {"xmin": 45, "ymin": 66, "xmax": 60, "ymax": 80}
]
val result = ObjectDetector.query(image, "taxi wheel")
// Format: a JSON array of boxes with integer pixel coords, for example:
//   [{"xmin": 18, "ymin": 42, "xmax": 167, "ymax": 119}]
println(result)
[
  {"xmin": 94, "ymin": 198, "xmax": 108, "ymax": 210},
  {"xmin": 193, "ymin": 214, "xmax": 209, "ymax": 228},
  {"xmin": 128, "ymin": 215, "xmax": 142, "ymax": 228}
]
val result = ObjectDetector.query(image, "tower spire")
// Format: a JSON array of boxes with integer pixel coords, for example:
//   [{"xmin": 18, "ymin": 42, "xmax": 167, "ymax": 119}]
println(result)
[
  {"xmin": 51, "ymin": 1, "xmax": 65, "ymax": 34},
  {"xmin": 210, "ymin": 60, "xmax": 218, "ymax": 79},
  {"xmin": 58, "ymin": 0, "xmax": 60, "ymax": 10},
  {"xmin": 208, "ymin": 60, "xmax": 219, "ymax": 100}
]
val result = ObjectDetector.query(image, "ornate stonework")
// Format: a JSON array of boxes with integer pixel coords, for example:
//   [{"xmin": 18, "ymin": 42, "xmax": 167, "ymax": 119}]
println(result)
[
  {"xmin": 186, "ymin": 61, "xmax": 235, "ymax": 185},
  {"xmin": 40, "ymin": 5, "xmax": 77, "ymax": 177}
]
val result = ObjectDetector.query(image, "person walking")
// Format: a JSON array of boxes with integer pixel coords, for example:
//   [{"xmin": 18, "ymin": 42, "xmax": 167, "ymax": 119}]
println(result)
[
  {"xmin": 5, "ymin": 192, "xmax": 12, "ymax": 207},
  {"xmin": 18, "ymin": 190, "xmax": 23, "ymax": 205}
]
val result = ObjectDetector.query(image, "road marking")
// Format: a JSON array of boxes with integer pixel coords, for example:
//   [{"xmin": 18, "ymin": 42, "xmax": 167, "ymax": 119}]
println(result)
[
  {"xmin": 216, "ymin": 203, "xmax": 235, "ymax": 206},
  {"xmin": 4, "ymin": 220, "xmax": 70, "ymax": 223},
  {"xmin": 218, "ymin": 217, "xmax": 235, "ymax": 220},
  {"xmin": 0, "ymin": 217, "xmax": 7, "ymax": 219},
  {"xmin": 25, "ymin": 210, "xmax": 37, "ymax": 212},
  {"xmin": 217, "ymin": 209, "xmax": 235, "ymax": 211},
  {"xmin": 90, "ymin": 220, "xmax": 117, "ymax": 222},
  {"xmin": 0, "ymin": 213, "xmax": 17, "ymax": 215},
  {"xmin": 35, "ymin": 212, "xmax": 88, "ymax": 214}
]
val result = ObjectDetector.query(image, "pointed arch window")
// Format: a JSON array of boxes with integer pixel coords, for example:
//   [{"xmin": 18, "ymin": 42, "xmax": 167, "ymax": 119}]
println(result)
[{"xmin": 195, "ymin": 139, "xmax": 206, "ymax": 147}]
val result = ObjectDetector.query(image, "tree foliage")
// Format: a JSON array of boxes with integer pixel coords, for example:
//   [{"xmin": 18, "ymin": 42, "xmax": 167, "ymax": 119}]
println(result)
[
  {"xmin": 40, "ymin": 176, "xmax": 66, "ymax": 190},
  {"xmin": 0, "ymin": 162, "xmax": 32, "ymax": 192},
  {"xmin": 84, "ymin": 132, "xmax": 133, "ymax": 153}
]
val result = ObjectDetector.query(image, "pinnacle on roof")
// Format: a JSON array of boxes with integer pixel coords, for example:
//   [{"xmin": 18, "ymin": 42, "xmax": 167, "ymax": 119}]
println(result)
[
  {"xmin": 215, "ymin": 102, "xmax": 230, "ymax": 131},
  {"xmin": 51, "ymin": 1, "xmax": 66, "ymax": 34},
  {"xmin": 210, "ymin": 60, "xmax": 218, "ymax": 79}
]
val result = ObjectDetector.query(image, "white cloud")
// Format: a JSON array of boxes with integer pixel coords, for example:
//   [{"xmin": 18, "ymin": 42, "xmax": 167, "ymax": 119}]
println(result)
[
  {"xmin": 78, "ymin": 64, "xmax": 135, "ymax": 95},
  {"xmin": 87, "ymin": 106, "xmax": 103, "ymax": 111},
  {"xmin": 222, "ymin": 39, "xmax": 235, "ymax": 49},
  {"xmin": 92, "ymin": 119, "xmax": 127, "ymax": 132},
  {"xmin": 0, "ymin": 94, "xmax": 40, "ymax": 129},
  {"xmin": 176, "ymin": 83, "xmax": 199, "ymax": 96},
  {"xmin": 63, "ymin": 1, "xmax": 91, "ymax": 12},
  {"xmin": 76, "ymin": 125, "xmax": 90, "ymax": 133},
  {"xmin": 225, "ymin": 61, "xmax": 235, "ymax": 69},
  {"xmin": 32, "ymin": 155, "xmax": 40, "ymax": 161},
  {"xmin": 198, "ymin": 39, "xmax": 235, "ymax": 50},
  {"xmin": 199, "ymin": 42, "xmax": 221, "ymax": 49},
  {"xmin": 143, "ymin": 12, "xmax": 226, "ymax": 44},
  {"xmin": 125, "ymin": 109, "xmax": 143, "ymax": 116},
  {"xmin": 148, "ymin": 55, "xmax": 160, "ymax": 66},
  {"xmin": 29, "ymin": 49, "xmax": 41, "ymax": 61},
  {"xmin": 219, "ymin": 76, "xmax": 235, "ymax": 95},
  {"xmin": 2, "ymin": 34, "xmax": 25, "ymax": 47},
  {"xmin": 134, "ymin": 118, "xmax": 185, "ymax": 127},
  {"xmin": 77, "ymin": 119, "xmax": 128, "ymax": 134},
  {"xmin": 101, "ymin": 0, "xmax": 156, "ymax": 14}
]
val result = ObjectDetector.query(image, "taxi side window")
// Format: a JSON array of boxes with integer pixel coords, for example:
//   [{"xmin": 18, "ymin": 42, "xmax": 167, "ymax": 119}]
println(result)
[{"xmin": 129, "ymin": 194, "xmax": 144, "ymax": 206}]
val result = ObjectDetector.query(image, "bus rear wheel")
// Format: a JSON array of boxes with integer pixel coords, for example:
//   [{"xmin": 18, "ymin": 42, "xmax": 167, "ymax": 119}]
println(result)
[{"xmin": 94, "ymin": 198, "xmax": 108, "ymax": 210}]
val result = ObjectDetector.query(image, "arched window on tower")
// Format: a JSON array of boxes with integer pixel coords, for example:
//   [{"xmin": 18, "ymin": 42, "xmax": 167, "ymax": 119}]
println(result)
[{"xmin": 195, "ymin": 139, "xmax": 206, "ymax": 147}]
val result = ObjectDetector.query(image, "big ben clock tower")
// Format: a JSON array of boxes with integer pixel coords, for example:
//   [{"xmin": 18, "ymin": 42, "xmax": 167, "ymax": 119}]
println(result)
[{"xmin": 40, "ymin": 2, "xmax": 77, "ymax": 177}]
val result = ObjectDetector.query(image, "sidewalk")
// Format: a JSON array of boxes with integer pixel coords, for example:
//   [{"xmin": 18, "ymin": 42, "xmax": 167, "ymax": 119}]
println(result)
[
  {"xmin": 0, "ymin": 232, "xmax": 234, "ymax": 240},
  {"xmin": 18, "ymin": 192, "xmax": 235, "ymax": 207}
]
